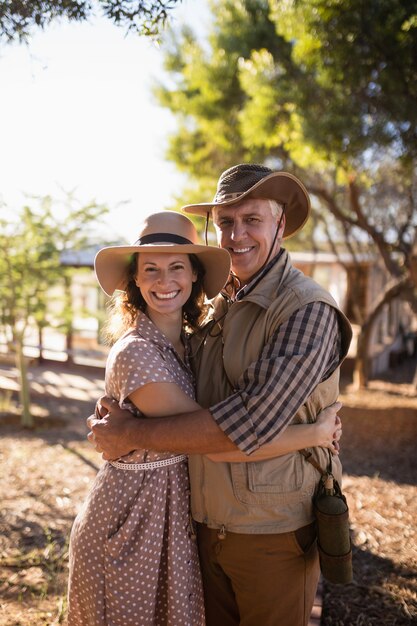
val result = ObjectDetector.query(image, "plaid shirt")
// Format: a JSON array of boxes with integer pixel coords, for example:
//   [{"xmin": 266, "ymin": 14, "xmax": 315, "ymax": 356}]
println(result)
[{"xmin": 210, "ymin": 289, "xmax": 341, "ymax": 455}]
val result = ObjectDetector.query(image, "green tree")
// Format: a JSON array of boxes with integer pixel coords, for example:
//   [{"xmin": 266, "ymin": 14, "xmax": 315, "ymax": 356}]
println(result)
[
  {"xmin": 155, "ymin": 0, "xmax": 417, "ymax": 386},
  {"xmin": 0, "ymin": 194, "xmax": 109, "ymax": 426},
  {"xmin": 0, "ymin": 0, "xmax": 181, "ymax": 42},
  {"xmin": 0, "ymin": 206, "xmax": 60, "ymax": 426},
  {"xmin": 50, "ymin": 192, "xmax": 109, "ymax": 365}
]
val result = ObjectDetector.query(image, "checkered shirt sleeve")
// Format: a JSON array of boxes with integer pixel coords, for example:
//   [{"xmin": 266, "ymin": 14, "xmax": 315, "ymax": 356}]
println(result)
[{"xmin": 210, "ymin": 301, "xmax": 341, "ymax": 454}]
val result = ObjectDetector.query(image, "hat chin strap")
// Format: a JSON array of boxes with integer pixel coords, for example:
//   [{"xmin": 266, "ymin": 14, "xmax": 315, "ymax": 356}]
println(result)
[
  {"xmin": 204, "ymin": 212, "xmax": 210, "ymax": 245},
  {"xmin": 263, "ymin": 209, "xmax": 285, "ymax": 268}
]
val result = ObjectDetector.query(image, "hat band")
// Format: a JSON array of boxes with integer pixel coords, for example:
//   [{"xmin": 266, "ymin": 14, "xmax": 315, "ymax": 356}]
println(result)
[
  {"xmin": 134, "ymin": 233, "xmax": 193, "ymax": 246},
  {"xmin": 215, "ymin": 191, "xmax": 243, "ymax": 202}
]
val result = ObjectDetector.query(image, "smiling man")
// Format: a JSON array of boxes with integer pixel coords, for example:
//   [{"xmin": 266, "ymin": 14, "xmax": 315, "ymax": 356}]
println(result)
[
  {"xmin": 89, "ymin": 163, "xmax": 352, "ymax": 626},
  {"xmin": 212, "ymin": 197, "xmax": 283, "ymax": 284}
]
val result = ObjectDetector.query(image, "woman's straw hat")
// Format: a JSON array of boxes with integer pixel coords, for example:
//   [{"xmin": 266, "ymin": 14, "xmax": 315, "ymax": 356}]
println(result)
[{"xmin": 94, "ymin": 211, "xmax": 231, "ymax": 298}]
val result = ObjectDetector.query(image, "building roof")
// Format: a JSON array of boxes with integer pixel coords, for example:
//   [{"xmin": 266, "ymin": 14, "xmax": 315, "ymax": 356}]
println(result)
[
  {"xmin": 290, "ymin": 250, "xmax": 374, "ymax": 265},
  {"xmin": 60, "ymin": 246, "xmax": 100, "ymax": 268}
]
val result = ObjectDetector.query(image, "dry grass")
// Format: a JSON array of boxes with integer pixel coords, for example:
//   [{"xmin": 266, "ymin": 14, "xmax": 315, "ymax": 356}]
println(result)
[
  {"xmin": 0, "ymin": 363, "xmax": 416, "ymax": 625},
  {"xmin": 321, "ymin": 377, "xmax": 417, "ymax": 626},
  {"xmin": 0, "ymin": 388, "xmax": 102, "ymax": 626}
]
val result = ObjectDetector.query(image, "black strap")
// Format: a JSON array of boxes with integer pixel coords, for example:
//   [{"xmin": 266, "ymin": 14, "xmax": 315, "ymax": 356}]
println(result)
[
  {"xmin": 299, "ymin": 449, "xmax": 327, "ymax": 477},
  {"xmin": 135, "ymin": 233, "xmax": 193, "ymax": 246},
  {"xmin": 204, "ymin": 212, "xmax": 210, "ymax": 245}
]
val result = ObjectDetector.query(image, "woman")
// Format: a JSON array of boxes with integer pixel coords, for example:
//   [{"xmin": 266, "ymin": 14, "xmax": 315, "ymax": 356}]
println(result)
[
  {"xmin": 67, "ymin": 211, "xmax": 341, "ymax": 626},
  {"xmin": 67, "ymin": 211, "xmax": 229, "ymax": 626}
]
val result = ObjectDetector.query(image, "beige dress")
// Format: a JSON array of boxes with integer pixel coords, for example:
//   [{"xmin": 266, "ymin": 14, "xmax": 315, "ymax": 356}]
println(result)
[{"xmin": 67, "ymin": 313, "xmax": 205, "ymax": 626}]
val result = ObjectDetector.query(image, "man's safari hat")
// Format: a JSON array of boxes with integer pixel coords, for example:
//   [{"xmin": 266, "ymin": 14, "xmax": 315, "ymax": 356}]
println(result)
[
  {"xmin": 94, "ymin": 211, "xmax": 231, "ymax": 298},
  {"xmin": 182, "ymin": 163, "xmax": 311, "ymax": 239}
]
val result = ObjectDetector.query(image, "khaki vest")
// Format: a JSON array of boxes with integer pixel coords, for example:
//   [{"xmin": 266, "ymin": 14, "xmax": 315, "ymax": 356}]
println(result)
[{"xmin": 189, "ymin": 250, "xmax": 352, "ymax": 534}]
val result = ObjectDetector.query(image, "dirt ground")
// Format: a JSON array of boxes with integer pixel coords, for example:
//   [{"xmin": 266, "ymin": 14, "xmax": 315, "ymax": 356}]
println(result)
[{"xmin": 0, "ymin": 360, "xmax": 416, "ymax": 626}]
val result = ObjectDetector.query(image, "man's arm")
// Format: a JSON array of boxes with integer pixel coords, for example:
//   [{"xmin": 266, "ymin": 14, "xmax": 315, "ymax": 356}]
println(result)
[
  {"xmin": 88, "ymin": 402, "xmax": 236, "ymax": 460},
  {"xmin": 88, "ymin": 399, "xmax": 341, "ymax": 461},
  {"xmin": 209, "ymin": 301, "xmax": 342, "ymax": 454},
  {"xmin": 88, "ymin": 302, "xmax": 341, "ymax": 459}
]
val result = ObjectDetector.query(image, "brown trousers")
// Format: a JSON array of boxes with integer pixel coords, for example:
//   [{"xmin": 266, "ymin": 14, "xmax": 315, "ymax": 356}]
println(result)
[{"xmin": 196, "ymin": 522, "xmax": 320, "ymax": 626}]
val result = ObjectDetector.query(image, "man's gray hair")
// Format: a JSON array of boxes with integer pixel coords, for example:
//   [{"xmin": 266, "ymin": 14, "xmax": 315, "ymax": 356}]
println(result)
[{"xmin": 268, "ymin": 199, "xmax": 284, "ymax": 217}]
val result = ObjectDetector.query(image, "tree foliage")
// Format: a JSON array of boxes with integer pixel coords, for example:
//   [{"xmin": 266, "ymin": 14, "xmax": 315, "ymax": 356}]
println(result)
[
  {"xmin": 0, "ymin": 194, "xmax": 109, "ymax": 426},
  {"xmin": 0, "ymin": 0, "xmax": 181, "ymax": 42},
  {"xmin": 155, "ymin": 0, "xmax": 417, "ymax": 385}
]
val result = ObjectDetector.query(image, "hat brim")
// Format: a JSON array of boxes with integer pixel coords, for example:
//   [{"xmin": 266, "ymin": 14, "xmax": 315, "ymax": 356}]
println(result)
[
  {"xmin": 94, "ymin": 242, "xmax": 231, "ymax": 299},
  {"xmin": 182, "ymin": 171, "xmax": 311, "ymax": 239}
]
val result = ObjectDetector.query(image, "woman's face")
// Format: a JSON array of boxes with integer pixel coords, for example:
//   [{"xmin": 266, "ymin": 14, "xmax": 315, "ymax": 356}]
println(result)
[{"xmin": 135, "ymin": 252, "xmax": 197, "ymax": 316}]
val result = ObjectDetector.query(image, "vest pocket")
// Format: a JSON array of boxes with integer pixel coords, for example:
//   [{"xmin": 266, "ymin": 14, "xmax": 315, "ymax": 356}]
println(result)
[{"xmin": 231, "ymin": 453, "xmax": 305, "ymax": 505}]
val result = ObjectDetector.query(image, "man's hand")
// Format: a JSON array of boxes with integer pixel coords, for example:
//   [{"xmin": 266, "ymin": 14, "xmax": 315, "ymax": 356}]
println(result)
[
  {"xmin": 94, "ymin": 396, "xmax": 109, "ymax": 420},
  {"xmin": 86, "ymin": 396, "xmax": 139, "ymax": 461}
]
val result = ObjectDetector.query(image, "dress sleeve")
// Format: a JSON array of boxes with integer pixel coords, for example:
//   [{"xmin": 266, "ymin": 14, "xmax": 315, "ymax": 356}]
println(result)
[{"xmin": 107, "ymin": 337, "xmax": 177, "ymax": 406}]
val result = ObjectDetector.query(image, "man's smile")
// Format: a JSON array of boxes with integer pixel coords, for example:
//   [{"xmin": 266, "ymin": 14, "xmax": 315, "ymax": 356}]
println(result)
[{"xmin": 229, "ymin": 246, "xmax": 254, "ymax": 255}]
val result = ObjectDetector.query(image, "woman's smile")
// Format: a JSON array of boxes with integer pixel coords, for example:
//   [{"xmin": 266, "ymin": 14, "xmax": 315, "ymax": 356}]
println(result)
[
  {"xmin": 136, "ymin": 252, "xmax": 197, "ymax": 316},
  {"xmin": 151, "ymin": 289, "xmax": 181, "ymax": 300}
]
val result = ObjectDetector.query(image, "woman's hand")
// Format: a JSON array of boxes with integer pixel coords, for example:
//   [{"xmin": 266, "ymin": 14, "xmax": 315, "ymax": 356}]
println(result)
[{"xmin": 315, "ymin": 401, "xmax": 343, "ymax": 455}]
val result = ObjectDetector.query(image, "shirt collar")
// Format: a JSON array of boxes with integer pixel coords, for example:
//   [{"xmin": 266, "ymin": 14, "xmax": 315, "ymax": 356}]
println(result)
[{"xmin": 228, "ymin": 249, "xmax": 285, "ymax": 301}]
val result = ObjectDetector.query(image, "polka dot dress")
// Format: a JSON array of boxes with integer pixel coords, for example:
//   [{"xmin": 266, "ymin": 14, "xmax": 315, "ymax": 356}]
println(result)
[{"xmin": 67, "ymin": 313, "xmax": 205, "ymax": 626}]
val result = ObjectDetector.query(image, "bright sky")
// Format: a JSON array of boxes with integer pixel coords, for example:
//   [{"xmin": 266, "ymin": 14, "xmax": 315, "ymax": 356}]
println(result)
[{"xmin": 0, "ymin": 0, "xmax": 207, "ymax": 243}]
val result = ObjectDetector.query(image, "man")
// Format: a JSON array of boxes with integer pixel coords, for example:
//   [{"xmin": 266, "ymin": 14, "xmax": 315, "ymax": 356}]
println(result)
[{"xmin": 89, "ymin": 163, "xmax": 352, "ymax": 626}]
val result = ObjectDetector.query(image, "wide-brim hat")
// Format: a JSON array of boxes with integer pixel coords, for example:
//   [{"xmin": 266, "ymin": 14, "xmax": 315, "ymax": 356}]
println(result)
[
  {"xmin": 94, "ymin": 211, "xmax": 231, "ymax": 299},
  {"xmin": 182, "ymin": 163, "xmax": 311, "ymax": 239}
]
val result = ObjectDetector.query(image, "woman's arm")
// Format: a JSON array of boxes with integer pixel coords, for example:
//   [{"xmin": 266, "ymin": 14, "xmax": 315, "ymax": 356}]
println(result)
[
  {"xmin": 206, "ymin": 402, "xmax": 342, "ymax": 462},
  {"xmin": 128, "ymin": 382, "xmax": 201, "ymax": 417}
]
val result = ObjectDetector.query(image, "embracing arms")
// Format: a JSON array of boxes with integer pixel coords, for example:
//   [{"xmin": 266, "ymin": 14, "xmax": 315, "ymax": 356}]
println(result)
[
  {"xmin": 88, "ymin": 381, "xmax": 341, "ymax": 461},
  {"xmin": 88, "ymin": 302, "xmax": 344, "ymax": 460}
]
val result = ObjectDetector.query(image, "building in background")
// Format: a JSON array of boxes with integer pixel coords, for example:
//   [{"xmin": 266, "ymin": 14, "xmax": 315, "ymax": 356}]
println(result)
[
  {"xmin": 3, "ymin": 247, "xmax": 414, "ymax": 377},
  {"xmin": 290, "ymin": 251, "xmax": 416, "ymax": 378}
]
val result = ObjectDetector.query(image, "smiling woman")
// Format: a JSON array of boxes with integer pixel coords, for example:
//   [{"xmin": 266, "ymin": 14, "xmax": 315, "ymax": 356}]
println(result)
[
  {"xmin": 135, "ymin": 253, "xmax": 198, "ymax": 339},
  {"xmin": 66, "ymin": 210, "xmax": 230, "ymax": 626},
  {"xmin": 103, "ymin": 250, "xmax": 205, "ymax": 359}
]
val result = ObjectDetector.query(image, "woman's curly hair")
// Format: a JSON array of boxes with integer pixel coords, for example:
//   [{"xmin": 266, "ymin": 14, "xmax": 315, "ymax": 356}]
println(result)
[{"xmin": 102, "ymin": 253, "xmax": 208, "ymax": 344}]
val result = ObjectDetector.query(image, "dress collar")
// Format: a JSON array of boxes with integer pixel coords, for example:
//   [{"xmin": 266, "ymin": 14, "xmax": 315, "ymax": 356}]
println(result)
[{"xmin": 134, "ymin": 310, "xmax": 191, "ymax": 364}]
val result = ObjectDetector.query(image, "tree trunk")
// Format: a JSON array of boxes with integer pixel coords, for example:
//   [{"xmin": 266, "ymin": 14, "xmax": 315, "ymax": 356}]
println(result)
[
  {"xmin": 354, "ymin": 320, "xmax": 373, "ymax": 388},
  {"xmin": 353, "ymin": 276, "xmax": 413, "ymax": 389},
  {"xmin": 63, "ymin": 274, "xmax": 74, "ymax": 365},
  {"xmin": 66, "ymin": 328, "xmax": 74, "ymax": 366},
  {"xmin": 37, "ymin": 325, "xmax": 44, "ymax": 364},
  {"xmin": 413, "ymin": 360, "xmax": 417, "ymax": 392},
  {"xmin": 15, "ymin": 337, "xmax": 33, "ymax": 428}
]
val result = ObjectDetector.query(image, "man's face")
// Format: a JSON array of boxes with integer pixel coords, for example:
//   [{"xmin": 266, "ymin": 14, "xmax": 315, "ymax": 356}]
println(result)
[{"xmin": 212, "ymin": 198, "xmax": 284, "ymax": 285}]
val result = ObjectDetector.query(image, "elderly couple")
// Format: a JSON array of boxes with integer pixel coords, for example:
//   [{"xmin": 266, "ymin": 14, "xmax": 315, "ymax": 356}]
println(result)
[{"xmin": 67, "ymin": 163, "xmax": 352, "ymax": 626}]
